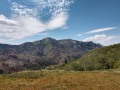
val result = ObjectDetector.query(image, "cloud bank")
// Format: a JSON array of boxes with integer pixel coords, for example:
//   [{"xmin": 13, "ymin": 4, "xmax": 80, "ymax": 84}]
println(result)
[{"xmin": 0, "ymin": 0, "xmax": 73, "ymax": 43}]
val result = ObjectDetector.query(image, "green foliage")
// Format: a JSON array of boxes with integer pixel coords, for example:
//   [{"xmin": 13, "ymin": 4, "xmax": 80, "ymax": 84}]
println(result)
[
  {"xmin": 0, "ymin": 69, "xmax": 4, "ymax": 74},
  {"xmin": 59, "ymin": 43, "xmax": 120, "ymax": 71}
]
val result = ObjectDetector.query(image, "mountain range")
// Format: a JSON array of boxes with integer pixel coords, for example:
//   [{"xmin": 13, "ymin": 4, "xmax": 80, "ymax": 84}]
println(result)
[{"xmin": 0, "ymin": 37, "xmax": 102, "ymax": 73}]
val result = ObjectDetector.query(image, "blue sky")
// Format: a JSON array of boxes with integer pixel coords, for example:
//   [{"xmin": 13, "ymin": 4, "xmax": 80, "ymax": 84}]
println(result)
[{"xmin": 0, "ymin": 0, "xmax": 120, "ymax": 45}]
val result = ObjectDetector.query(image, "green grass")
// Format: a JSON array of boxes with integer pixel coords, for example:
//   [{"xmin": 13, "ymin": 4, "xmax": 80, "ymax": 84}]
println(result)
[{"xmin": 0, "ymin": 70, "xmax": 120, "ymax": 90}]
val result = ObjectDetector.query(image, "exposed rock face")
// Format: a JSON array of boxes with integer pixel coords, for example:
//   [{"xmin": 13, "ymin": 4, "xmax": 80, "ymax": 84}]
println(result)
[{"xmin": 0, "ymin": 37, "xmax": 102, "ymax": 73}]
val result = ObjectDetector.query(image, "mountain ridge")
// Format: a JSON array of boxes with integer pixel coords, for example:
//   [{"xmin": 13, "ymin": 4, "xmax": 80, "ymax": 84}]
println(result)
[
  {"xmin": 0, "ymin": 37, "xmax": 102, "ymax": 73},
  {"xmin": 0, "ymin": 37, "xmax": 100, "ymax": 45}
]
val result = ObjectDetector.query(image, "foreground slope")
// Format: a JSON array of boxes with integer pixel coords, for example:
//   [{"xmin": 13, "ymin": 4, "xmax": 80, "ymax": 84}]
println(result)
[
  {"xmin": 0, "ymin": 70, "xmax": 120, "ymax": 90},
  {"xmin": 57, "ymin": 43, "xmax": 120, "ymax": 71},
  {"xmin": 0, "ymin": 37, "xmax": 101, "ymax": 73}
]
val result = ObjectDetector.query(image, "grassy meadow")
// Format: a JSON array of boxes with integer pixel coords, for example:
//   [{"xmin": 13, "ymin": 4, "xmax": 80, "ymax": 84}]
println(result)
[{"xmin": 0, "ymin": 70, "xmax": 120, "ymax": 90}]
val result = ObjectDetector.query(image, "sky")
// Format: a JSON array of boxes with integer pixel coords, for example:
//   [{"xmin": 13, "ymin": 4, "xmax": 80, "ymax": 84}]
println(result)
[{"xmin": 0, "ymin": 0, "xmax": 120, "ymax": 46}]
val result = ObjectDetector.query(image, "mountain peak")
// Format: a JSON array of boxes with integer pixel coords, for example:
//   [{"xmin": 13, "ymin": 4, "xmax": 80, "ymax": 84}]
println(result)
[
  {"xmin": 41, "ymin": 37, "xmax": 57, "ymax": 44},
  {"xmin": 42, "ymin": 37, "xmax": 56, "ymax": 41}
]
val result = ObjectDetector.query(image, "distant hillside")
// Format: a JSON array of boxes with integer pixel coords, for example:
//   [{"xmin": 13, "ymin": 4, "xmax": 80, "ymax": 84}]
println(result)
[
  {"xmin": 0, "ymin": 37, "xmax": 101, "ymax": 73},
  {"xmin": 54, "ymin": 43, "xmax": 120, "ymax": 71}
]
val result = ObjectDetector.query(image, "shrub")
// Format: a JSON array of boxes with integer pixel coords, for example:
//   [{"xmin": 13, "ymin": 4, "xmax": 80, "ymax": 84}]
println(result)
[{"xmin": 0, "ymin": 69, "xmax": 4, "ymax": 74}]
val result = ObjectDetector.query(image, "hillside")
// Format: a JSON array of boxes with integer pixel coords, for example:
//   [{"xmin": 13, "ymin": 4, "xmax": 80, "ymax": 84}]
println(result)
[
  {"xmin": 55, "ymin": 43, "xmax": 120, "ymax": 71},
  {"xmin": 0, "ymin": 37, "xmax": 101, "ymax": 73}
]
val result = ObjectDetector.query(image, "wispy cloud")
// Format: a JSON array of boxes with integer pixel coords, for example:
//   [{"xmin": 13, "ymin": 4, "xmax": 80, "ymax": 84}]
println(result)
[
  {"xmin": 0, "ymin": 0, "xmax": 73, "ymax": 43},
  {"xmin": 0, "ymin": 39, "xmax": 7, "ymax": 44},
  {"xmin": 30, "ymin": 0, "xmax": 73, "ymax": 17},
  {"xmin": 77, "ymin": 27, "xmax": 117, "ymax": 36},
  {"xmin": 83, "ymin": 34, "xmax": 118, "ymax": 45},
  {"xmin": 38, "ymin": 33, "xmax": 49, "ymax": 36}
]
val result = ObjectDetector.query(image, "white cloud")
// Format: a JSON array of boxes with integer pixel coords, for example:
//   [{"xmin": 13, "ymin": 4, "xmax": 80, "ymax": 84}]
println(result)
[
  {"xmin": 0, "ymin": 15, "xmax": 17, "ymax": 26},
  {"xmin": 11, "ymin": 2, "xmax": 38, "ymax": 17},
  {"xmin": 83, "ymin": 34, "xmax": 118, "ymax": 45},
  {"xmin": 0, "ymin": 39, "xmax": 7, "ymax": 44},
  {"xmin": 77, "ymin": 27, "xmax": 117, "ymax": 36},
  {"xmin": 47, "ymin": 14, "xmax": 68, "ymax": 30},
  {"xmin": 30, "ymin": 0, "xmax": 73, "ymax": 17},
  {"xmin": 38, "ymin": 33, "xmax": 49, "ymax": 36},
  {"xmin": 0, "ymin": 15, "xmax": 44, "ymax": 39},
  {"xmin": 0, "ymin": 14, "xmax": 67, "ymax": 39},
  {"xmin": 0, "ymin": 0, "xmax": 73, "ymax": 43}
]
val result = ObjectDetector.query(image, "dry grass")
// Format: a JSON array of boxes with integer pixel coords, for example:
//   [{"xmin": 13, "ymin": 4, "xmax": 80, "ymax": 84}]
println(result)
[{"xmin": 0, "ymin": 70, "xmax": 120, "ymax": 90}]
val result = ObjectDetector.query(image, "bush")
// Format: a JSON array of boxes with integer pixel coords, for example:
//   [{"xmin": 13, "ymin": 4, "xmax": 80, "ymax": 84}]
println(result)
[{"xmin": 0, "ymin": 69, "xmax": 4, "ymax": 74}]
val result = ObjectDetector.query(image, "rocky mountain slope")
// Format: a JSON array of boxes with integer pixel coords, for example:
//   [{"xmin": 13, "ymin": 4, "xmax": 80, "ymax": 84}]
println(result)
[{"xmin": 0, "ymin": 37, "xmax": 102, "ymax": 73}]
